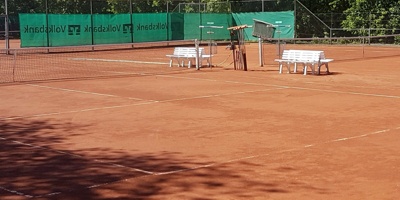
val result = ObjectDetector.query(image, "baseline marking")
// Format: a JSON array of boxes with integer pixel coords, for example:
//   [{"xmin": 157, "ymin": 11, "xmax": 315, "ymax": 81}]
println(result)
[
  {"xmin": 0, "ymin": 186, "xmax": 34, "ymax": 198},
  {"xmin": 2, "ymin": 73, "xmax": 399, "ymax": 121},
  {"xmin": 149, "ymin": 125, "xmax": 400, "ymax": 175},
  {"xmin": 1, "ymin": 101, "xmax": 158, "ymax": 121},
  {"xmin": 0, "ymin": 88, "xmax": 285, "ymax": 121},
  {"xmin": 0, "ymin": 136, "xmax": 155, "ymax": 175},
  {"xmin": 159, "ymin": 74, "xmax": 400, "ymax": 99},
  {"xmin": 27, "ymin": 84, "xmax": 148, "ymax": 101},
  {"xmin": 70, "ymin": 58, "xmax": 169, "ymax": 65},
  {"xmin": 1, "ymin": 123, "xmax": 398, "ymax": 198}
]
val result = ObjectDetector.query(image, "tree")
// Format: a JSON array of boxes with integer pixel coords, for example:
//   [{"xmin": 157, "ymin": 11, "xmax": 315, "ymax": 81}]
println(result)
[{"xmin": 341, "ymin": 0, "xmax": 400, "ymax": 36}]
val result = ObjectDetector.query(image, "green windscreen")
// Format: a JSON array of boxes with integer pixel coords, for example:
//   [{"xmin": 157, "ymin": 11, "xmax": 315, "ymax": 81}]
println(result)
[
  {"xmin": 133, "ymin": 13, "xmax": 168, "ymax": 42},
  {"xmin": 168, "ymin": 13, "xmax": 184, "ymax": 41},
  {"xmin": 49, "ymin": 14, "xmax": 92, "ymax": 46},
  {"xmin": 200, "ymin": 13, "xmax": 233, "ymax": 41},
  {"xmin": 19, "ymin": 11, "xmax": 294, "ymax": 47},
  {"xmin": 92, "ymin": 14, "xmax": 132, "ymax": 44},
  {"xmin": 184, "ymin": 13, "xmax": 201, "ymax": 40},
  {"xmin": 20, "ymin": 14, "xmax": 48, "ymax": 47},
  {"xmin": 232, "ymin": 11, "xmax": 294, "ymax": 40}
]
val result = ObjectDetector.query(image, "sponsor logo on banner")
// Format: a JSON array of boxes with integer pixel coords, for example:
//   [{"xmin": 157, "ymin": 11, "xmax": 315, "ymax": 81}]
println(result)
[
  {"xmin": 23, "ymin": 22, "xmax": 168, "ymax": 35},
  {"xmin": 123, "ymin": 24, "xmax": 133, "ymax": 33},
  {"xmin": 135, "ymin": 23, "xmax": 168, "ymax": 31},
  {"xmin": 68, "ymin": 25, "xmax": 81, "ymax": 35},
  {"xmin": 23, "ymin": 25, "xmax": 67, "ymax": 33}
]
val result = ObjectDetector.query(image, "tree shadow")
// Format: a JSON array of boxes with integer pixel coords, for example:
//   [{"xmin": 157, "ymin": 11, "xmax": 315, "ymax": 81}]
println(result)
[{"xmin": 0, "ymin": 119, "xmax": 326, "ymax": 199}]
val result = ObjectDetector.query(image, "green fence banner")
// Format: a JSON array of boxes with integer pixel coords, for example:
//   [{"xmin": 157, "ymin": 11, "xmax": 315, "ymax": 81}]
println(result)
[
  {"xmin": 19, "ymin": 12, "xmax": 294, "ymax": 47},
  {"xmin": 232, "ymin": 11, "xmax": 294, "ymax": 40},
  {"xmin": 49, "ymin": 14, "xmax": 92, "ymax": 46},
  {"xmin": 200, "ymin": 13, "xmax": 233, "ymax": 41},
  {"xmin": 20, "ymin": 14, "xmax": 48, "ymax": 47},
  {"xmin": 132, "ymin": 13, "xmax": 168, "ymax": 42},
  {"xmin": 183, "ymin": 14, "xmax": 201, "ymax": 40},
  {"xmin": 168, "ymin": 13, "xmax": 184, "ymax": 41},
  {"xmin": 93, "ymin": 14, "xmax": 132, "ymax": 44}
]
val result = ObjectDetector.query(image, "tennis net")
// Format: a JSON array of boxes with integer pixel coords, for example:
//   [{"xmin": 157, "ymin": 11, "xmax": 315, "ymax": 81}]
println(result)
[{"xmin": 0, "ymin": 41, "xmax": 195, "ymax": 84}]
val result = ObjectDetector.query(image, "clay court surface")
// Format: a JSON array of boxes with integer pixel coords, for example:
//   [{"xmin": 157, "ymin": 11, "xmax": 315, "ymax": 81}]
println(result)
[{"xmin": 1, "ymin": 40, "xmax": 400, "ymax": 200}]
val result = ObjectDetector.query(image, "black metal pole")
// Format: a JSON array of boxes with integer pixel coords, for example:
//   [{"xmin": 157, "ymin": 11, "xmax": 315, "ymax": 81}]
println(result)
[
  {"xmin": 5, "ymin": 0, "xmax": 9, "ymax": 53},
  {"xmin": 90, "ymin": 0, "xmax": 94, "ymax": 50},
  {"xmin": 46, "ymin": 0, "xmax": 50, "ymax": 50}
]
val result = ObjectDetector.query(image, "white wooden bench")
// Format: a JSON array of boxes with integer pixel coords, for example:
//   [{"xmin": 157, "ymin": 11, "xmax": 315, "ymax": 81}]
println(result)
[
  {"xmin": 275, "ymin": 50, "xmax": 334, "ymax": 75},
  {"xmin": 166, "ymin": 47, "xmax": 211, "ymax": 68}
]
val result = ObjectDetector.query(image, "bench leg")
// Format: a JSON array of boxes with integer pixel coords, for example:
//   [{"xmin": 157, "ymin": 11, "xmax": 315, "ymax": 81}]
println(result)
[
  {"xmin": 279, "ymin": 63, "xmax": 283, "ymax": 73},
  {"xmin": 325, "ymin": 63, "xmax": 330, "ymax": 74},
  {"xmin": 317, "ymin": 63, "xmax": 322, "ymax": 75},
  {"xmin": 303, "ymin": 64, "xmax": 308, "ymax": 75},
  {"xmin": 188, "ymin": 60, "xmax": 191, "ymax": 68},
  {"xmin": 303, "ymin": 63, "xmax": 316, "ymax": 75},
  {"xmin": 310, "ymin": 64, "xmax": 316, "ymax": 75},
  {"xmin": 317, "ymin": 63, "xmax": 330, "ymax": 75},
  {"xmin": 279, "ymin": 62, "xmax": 291, "ymax": 74},
  {"xmin": 294, "ymin": 63, "xmax": 297, "ymax": 73},
  {"xmin": 169, "ymin": 59, "xmax": 173, "ymax": 67},
  {"xmin": 201, "ymin": 58, "xmax": 210, "ymax": 68},
  {"xmin": 286, "ymin": 62, "xmax": 291, "ymax": 73}
]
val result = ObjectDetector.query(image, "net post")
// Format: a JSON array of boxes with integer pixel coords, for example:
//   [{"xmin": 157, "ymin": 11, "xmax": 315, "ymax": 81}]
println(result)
[
  {"xmin": 362, "ymin": 37, "xmax": 365, "ymax": 58},
  {"xmin": 195, "ymin": 39, "xmax": 200, "ymax": 70},
  {"xmin": 4, "ymin": 0, "xmax": 10, "ymax": 54},
  {"xmin": 258, "ymin": 37, "xmax": 263, "ymax": 67},
  {"xmin": 199, "ymin": 25, "xmax": 224, "ymax": 68},
  {"xmin": 12, "ymin": 50, "xmax": 16, "ymax": 82}
]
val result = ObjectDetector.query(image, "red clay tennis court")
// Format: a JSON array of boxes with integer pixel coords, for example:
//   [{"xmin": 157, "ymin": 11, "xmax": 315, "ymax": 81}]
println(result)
[{"xmin": 1, "ymin": 41, "xmax": 400, "ymax": 199}]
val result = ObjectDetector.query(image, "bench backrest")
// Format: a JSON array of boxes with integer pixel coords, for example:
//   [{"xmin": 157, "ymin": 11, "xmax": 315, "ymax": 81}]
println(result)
[
  {"xmin": 173, "ymin": 47, "xmax": 205, "ymax": 56},
  {"xmin": 281, "ymin": 50, "xmax": 323, "ymax": 62},
  {"xmin": 320, "ymin": 51, "xmax": 327, "ymax": 59}
]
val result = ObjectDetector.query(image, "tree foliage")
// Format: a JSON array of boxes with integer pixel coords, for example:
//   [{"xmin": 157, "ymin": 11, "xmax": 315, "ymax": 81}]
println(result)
[{"xmin": 340, "ymin": 0, "xmax": 400, "ymax": 35}]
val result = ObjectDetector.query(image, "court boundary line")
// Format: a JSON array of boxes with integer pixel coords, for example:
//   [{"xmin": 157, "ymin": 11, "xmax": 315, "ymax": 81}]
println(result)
[
  {"xmin": 0, "ymin": 135, "xmax": 155, "ymax": 198},
  {"xmin": 0, "ymin": 136, "xmax": 156, "ymax": 175},
  {"xmin": 152, "ymin": 126, "xmax": 400, "ymax": 175},
  {"xmin": 27, "ymin": 84, "xmax": 149, "ymax": 101},
  {"xmin": 0, "ymin": 87, "xmax": 286, "ymax": 121},
  {"xmin": 70, "ymin": 58, "xmax": 169, "ymax": 65},
  {"xmin": 230, "ymin": 73, "xmax": 400, "ymax": 91},
  {"xmin": 2, "ymin": 73, "xmax": 400, "ymax": 120},
  {"xmin": 158, "ymin": 74, "xmax": 400, "ymax": 99},
  {"xmin": 2, "ymin": 125, "xmax": 398, "ymax": 198}
]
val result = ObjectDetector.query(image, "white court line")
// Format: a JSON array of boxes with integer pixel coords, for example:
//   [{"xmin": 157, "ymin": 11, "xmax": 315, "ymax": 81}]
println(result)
[
  {"xmin": 0, "ymin": 88, "xmax": 285, "ymax": 121},
  {"xmin": 291, "ymin": 86, "xmax": 400, "ymax": 99},
  {"xmin": 27, "ymin": 84, "xmax": 148, "ymax": 101},
  {"xmin": 158, "ymin": 74, "xmax": 291, "ymax": 89},
  {"xmin": 0, "ymin": 135, "xmax": 155, "ymax": 175},
  {"xmin": 3, "ymin": 73, "xmax": 400, "ymax": 120},
  {"xmin": 2, "ymin": 124, "xmax": 399, "ymax": 198},
  {"xmin": 1, "ymin": 101, "xmax": 158, "ymax": 120},
  {"xmin": 159, "ymin": 74, "xmax": 400, "ymax": 99},
  {"xmin": 3, "ymin": 69, "xmax": 399, "ymax": 198},
  {"xmin": 70, "ymin": 58, "xmax": 169, "ymax": 65},
  {"xmin": 0, "ymin": 135, "xmax": 155, "ymax": 198},
  {"xmin": 153, "ymin": 125, "xmax": 400, "ymax": 175},
  {"xmin": 0, "ymin": 186, "xmax": 34, "ymax": 198},
  {"xmin": 74, "ymin": 125, "xmax": 400, "ymax": 195},
  {"xmin": 161, "ymin": 87, "xmax": 287, "ymax": 103}
]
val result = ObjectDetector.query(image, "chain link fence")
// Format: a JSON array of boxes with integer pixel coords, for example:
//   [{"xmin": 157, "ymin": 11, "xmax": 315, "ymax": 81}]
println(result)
[{"xmin": 2, "ymin": 0, "xmax": 400, "ymax": 42}]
